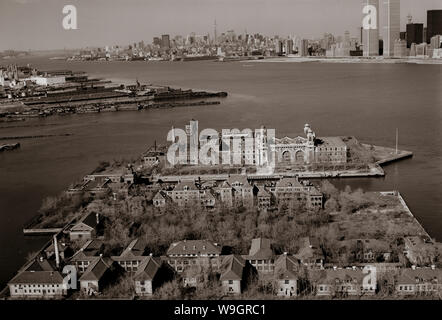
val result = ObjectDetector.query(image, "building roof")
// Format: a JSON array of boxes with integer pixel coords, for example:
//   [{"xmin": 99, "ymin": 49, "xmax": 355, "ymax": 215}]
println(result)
[
  {"xmin": 166, "ymin": 240, "xmax": 221, "ymax": 256},
  {"xmin": 69, "ymin": 240, "xmax": 104, "ymax": 262},
  {"xmin": 70, "ymin": 251, "xmax": 100, "ymax": 263},
  {"xmin": 404, "ymin": 236, "xmax": 433, "ymax": 250},
  {"xmin": 44, "ymin": 241, "xmax": 69, "ymax": 254},
  {"xmin": 396, "ymin": 268, "xmax": 442, "ymax": 285},
  {"xmin": 133, "ymin": 256, "xmax": 162, "ymax": 281},
  {"xmin": 79, "ymin": 257, "xmax": 113, "ymax": 282},
  {"xmin": 9, "ymin": 271, "xmax": 64, "ymax": 285},
  {"xmin": 153, "ymin": 191, "xmax": 166, "ymax": 201},
  {"xmin": 257, "ymin": 187, "xmax": 271, "ymax": 198},
  {"xmin": 273, "ymin": 136, "xmax": 308, "ymax": 145},
  {"xmin": 247, "ymin": 238, "xmax": 274, "ymax": 260},
  {"xmin": 70, "ymin": 212, "xmax": 100, "ymax": 232},
  {"xmin": 24, "ymin": 259, "xmax": 56, "ymax": 272},
  {"xmin": 226, "ymin": 175, "xmax": 250, "ymax": 188},
  {"xmin": 295, "ymin": 237, "xmax": 323, "ymax": 262},
  {"xmin": 316, "ymin": 136, "xmax": 347, "ymax": 148},
  {"xmin": 112, "ymin": 239, "xmax": 146, "ymax": 261},
  {"xmin": 274, "ymin": 255, "xmax": 299, "ymax": 280},
  {"xmin": 315, "ymin": 269, "xmax": 365, "ymax": 285},
  {"xmin": 339, "ymin": 238, "xmax": 391, "ymax": 252},
  {"xmin": 220, "ymin": 255, "xmax": 245, "ymax": 281},
  {"xmin": 173, "ymin": 181, "xmax": 199, "ymax": 191},
  {"xmin": 275, "ymin": 177, "xmax": 303, "ymax": 189}
]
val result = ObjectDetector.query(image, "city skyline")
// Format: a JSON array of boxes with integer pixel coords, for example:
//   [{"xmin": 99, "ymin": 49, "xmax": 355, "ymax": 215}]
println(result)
[{"xmin": 0, "ymin": 0, "xmax": 441, "ymax": 51}]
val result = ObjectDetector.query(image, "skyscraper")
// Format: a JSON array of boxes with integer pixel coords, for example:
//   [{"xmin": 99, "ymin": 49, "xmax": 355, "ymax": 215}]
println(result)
[
  {"xmin": 161, "ymin": 34, "xmax": 170, "ymax": 49},
  {"xmin": 406, "ymin": 23, "xmax": 423, "ymax": 48},
  {"xmin": 300, "ymin": 39, "xmax": 309, "ymax": 56},
  {"xmin": 383, "ymin": 0, "xmax": 400, "ymax": 57},
  {"xmin": 362, "ymin": 0, "xmax": 380, "ymax": 56},
  {"xmin": 426, "ymin": 10, "xmax": 442, "ymax": 43}
]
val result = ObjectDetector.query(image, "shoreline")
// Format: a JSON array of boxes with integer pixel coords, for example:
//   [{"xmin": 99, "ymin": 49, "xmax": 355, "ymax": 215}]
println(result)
[{"xmin": 244, "ymin": 56, "xmax": 442, "ymax": 65}]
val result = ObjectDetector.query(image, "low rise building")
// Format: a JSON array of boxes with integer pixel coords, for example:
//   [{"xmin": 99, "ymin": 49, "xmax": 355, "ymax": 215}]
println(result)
[
  {"xmin": 68, "ymin": 212, "xmax": 102, "ymax": 241},
  {"xmin": 79, "ymin": 257, "xmax": 117, "ymax": 295},
  {"xmin": 163, "ymin": 181, "xmax": 216, "ymax": 208},
  {"xmin": 165, "ymin": 240, "xmax": 222, "ymax": 273},
  {"xmin": 215, "ymin": 175, "xmax": 254, "ymax": 207},
  {"xmin": 69, "ymin": 240, "xmax": 104, "ymax": 274},
  {"xmin": 404, "ymin": 236, "xmax": 437, "ymax": 266},
  {"xmin": 256, "ymin": 187, "xmax": 271, "ymax": 211},
  {"xmin": 395, "ymin": 268, "xmax": 442, "ymax": 295},
  {"xmin": 8, "ymin": 271, "xmax": 68, "ymax": 299},
  {"xmin": 268, "ymin": 177, "xmax": 323, "ymax": 209},
  {"xmin": 274, "ymin": 254, "xmax": 299, "ymax": 297},
  {"xmin": 314, "ymin": 268, "xmax": 376, "ymax": 296},
  {"xmin": 29, "ymin": 75, "xmax": 66, "ymax": 86},
  {"xmin": 152, "ymin": 190, "xmax": 171, "ymax": 208},
  {"xmin": 243, "ymin": 238, "xmax": 275, "ymax": 274},
  {"xmin": 112, "ymin": 238, "xmax": 146, "ymax": 272},
  {"xmin": 295, "ymin": 237, "xmax": 324, "ymax": 268},
  {"xmin": 220, "ymin": 255, "xmax": 246, "ymax": 295},
  {"xmin": 133, "ymin": 256, "xmax": 163, "ymax": 296}
]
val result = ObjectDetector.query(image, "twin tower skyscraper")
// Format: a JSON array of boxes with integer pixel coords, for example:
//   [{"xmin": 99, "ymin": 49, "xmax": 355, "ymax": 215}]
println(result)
[{"xmin": 362, "ymin": 0, "xmax": 401, "ymax": 57}]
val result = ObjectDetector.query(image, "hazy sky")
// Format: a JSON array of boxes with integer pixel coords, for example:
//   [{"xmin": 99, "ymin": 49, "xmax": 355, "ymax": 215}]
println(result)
[{"xmin": 0, "ymin": 0, "xmax": 440, "ymax": 51}]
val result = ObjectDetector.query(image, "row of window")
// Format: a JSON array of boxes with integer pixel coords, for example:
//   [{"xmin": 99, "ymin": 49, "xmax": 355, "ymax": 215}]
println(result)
[
  {"xmin": 250, "ymin": 259, "xmax": 275, "ymax": 264},
  {"xmin": 318, "ymin": 285, "xmax": 374, "ymax": 292},
  {"xmin": 16, "ymin": 284, "xmax": 61, "ymax": 288},
  {"xmin": 399, "ymin": 285, "xmax": 438, "ymax": 291},
  {"xmin": 15, "ymin": 289, "xmax": 60, "ymax": 294},
  {"xmin": 317, "ymin": 147, "xmax": 345, "ymax": 152}
]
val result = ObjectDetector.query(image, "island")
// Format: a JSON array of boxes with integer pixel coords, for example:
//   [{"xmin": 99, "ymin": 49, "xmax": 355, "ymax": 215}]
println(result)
[{"xmin": 3, "ymin": 121, "xmax": 441, "ymax": 301}]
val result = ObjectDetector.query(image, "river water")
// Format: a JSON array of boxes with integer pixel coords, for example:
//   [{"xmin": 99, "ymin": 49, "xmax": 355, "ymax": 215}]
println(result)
[{"xmin": 0, "ymin": 57, "xmax": 441, "ymax": 287}]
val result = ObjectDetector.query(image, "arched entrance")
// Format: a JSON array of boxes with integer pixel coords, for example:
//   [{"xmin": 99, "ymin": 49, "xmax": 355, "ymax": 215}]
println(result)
[{"xmin": 282, "ymin": 150, "xmax": 292, "ymax": 164}]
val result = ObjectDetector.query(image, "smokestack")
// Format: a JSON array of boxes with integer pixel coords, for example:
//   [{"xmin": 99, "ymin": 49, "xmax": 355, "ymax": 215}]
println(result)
[
  {"xmin": 53, "ymin": 235, "xmax": 60, "ymax": 268},
  {"xmin": 96, "ymin": 213, "xmax": 99, "ymax": 225}
]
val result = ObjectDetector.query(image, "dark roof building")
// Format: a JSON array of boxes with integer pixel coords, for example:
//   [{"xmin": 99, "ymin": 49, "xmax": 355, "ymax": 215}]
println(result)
[{"xmin": 166, "ymin": 240, "xmax": 221, "ymax": 257}]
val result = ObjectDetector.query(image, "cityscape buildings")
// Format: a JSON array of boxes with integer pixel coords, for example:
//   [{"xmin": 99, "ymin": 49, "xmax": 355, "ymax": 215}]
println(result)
[
  {"xmin": 406, "ymin": 23, "xmax": 424, "ymax": 48},
  {"xmin": 383, "ymin": 0, "xmax": 401, "ymax": 57},
  {"xmin": 426, "ymin": 10, "xmax": 442, "ymax": 43},
  {"xmin": 362, "ymin": 0, "xmax": 380, "ymax": 57}
]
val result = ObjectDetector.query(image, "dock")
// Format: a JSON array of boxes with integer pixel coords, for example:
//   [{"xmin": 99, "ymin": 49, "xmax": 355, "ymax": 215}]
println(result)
[{"xmin": 22, "ymin": 228, "xmax": 63, "ymax": 235}]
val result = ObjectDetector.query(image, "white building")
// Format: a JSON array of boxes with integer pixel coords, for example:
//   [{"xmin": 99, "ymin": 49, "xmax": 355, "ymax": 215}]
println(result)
[{"xmin": 29, "ymin": 75, "xmax": 66, "ymax": 86}]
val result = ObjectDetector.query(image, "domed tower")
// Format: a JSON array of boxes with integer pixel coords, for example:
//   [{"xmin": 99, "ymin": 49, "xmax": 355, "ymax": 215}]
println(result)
[
  {"xmin": 307, "ymin": 128, "xmax": 315, "ymax": 145},
  {"xmin": 305, "ymin": 124, "xmax": 316, "ymax": 164}
]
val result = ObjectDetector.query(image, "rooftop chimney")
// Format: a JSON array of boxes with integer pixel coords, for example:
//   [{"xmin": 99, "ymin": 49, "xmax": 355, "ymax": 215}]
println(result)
[{"xmin": 53, "ymin": 235, "xmax": 60, "ymax": 269}]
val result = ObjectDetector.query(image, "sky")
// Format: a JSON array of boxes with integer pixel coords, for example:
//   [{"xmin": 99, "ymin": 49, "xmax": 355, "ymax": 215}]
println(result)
[{"xmin": 0, "ymin": 0, "xmax": 441, "ymax": 51}]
